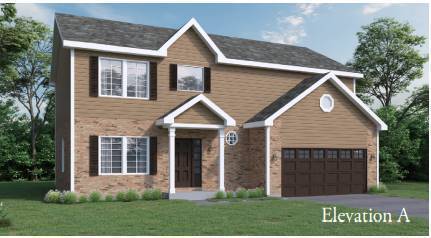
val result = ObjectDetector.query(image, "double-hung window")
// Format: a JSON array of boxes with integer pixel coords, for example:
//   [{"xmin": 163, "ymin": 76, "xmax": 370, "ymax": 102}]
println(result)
[
  {"xmin": 177, "ymin": 65, "xmax": 204, "ymax": 92},
  {"xmin": 100, "ymin": 136, "xmax": 149, "ymax": 175},
  {"xmin": 100, "ymin": 58, "xmax": 149, "ymax": 99}
]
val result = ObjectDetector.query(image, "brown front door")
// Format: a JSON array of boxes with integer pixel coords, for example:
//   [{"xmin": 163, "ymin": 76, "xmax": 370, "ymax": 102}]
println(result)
[
  {"xmin": 281, "ymin": 148, "xmax": 367, "ymax": 197},
  {"xmin": 175, "ymin": 139, "xmax": 202, "ymax": 187}
]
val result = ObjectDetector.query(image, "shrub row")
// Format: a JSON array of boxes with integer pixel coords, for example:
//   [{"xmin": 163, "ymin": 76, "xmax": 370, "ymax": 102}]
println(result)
[
  {"xmin": 214, "ymin": 187, "xmax": 266, "ymax": 199},
  {"xmin": 44, "ymin": 189, "xmax": 163, "ymax": 204}
]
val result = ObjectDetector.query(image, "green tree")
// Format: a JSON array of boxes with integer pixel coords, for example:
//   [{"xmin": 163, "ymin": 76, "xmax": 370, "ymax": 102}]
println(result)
[
  {"xmin": 351, "ymin": 18, "xmax": 427, "ymax": 106},
  {"xmin": 0, "ymin": 19, "xmax": 52, "ymax": 180}
]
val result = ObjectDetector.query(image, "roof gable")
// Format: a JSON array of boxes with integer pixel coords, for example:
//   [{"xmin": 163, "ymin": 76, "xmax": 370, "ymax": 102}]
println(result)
[
  {"xmin": 244, "ymin": 72, "xmax": 387, "ymax": 130},
  {"xmin": 55, "ymin": 13, "xmax": 362, "ymax": 78}
]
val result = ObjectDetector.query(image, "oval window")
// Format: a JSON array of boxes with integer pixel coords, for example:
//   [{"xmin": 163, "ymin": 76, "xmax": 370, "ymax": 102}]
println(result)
[{"xmin": 225, "ymin": 131, "xmax": 238, "ymax": 145}]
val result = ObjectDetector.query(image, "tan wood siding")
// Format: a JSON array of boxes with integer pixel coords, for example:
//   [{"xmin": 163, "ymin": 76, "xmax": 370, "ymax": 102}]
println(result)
[{"xmin": 175, "ymin": 102, "xmax": 224, "ymax": 124}]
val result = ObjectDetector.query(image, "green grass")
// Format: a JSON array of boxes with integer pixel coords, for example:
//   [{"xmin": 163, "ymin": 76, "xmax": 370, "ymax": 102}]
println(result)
[
  {"xmin": 381, "ymin": 181, "xmax": 429, "ymax": 200},
  {"xmin": 0, "ymin": 181, "xmax": 428, "ymax": 235}
]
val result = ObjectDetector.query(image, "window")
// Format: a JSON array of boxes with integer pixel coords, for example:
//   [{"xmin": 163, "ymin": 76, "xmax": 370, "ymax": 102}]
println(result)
[
  {"xmin": 320, "ymin": 94, "xmax": 334, "ymax": 112},
  {"xmin": 225, "ymin": 131, "xmax": 238, "ymax": 145},
  {"xmin": 177, "ymin": 65, "xmax": 204, "ymax": 92},
  {"xmin": 100, "ymin": 136, "xmax": 149, "ymax": 175},
  {"xmin": 100, "ymin": 58, "xmax": 149, "ymax": 99},
  {"xmin": 298, "ymin": 149, "xmax": 310, "ymax": 159},
  {"xmin": 327, "ymin": 149, "xmax": 338, "ymax": 159},
  {"xmin": 353, "ymin": 149, "xmax": 365, "ymax": 159},
  {"xmin": 313, "ymin": 149, "xmax": 324, "ymax": 159},
  {"xmin": 283, "ymin": 149, "xmax": 295, "ymax": 159},
  {"xmin": 340, "ymin": 150, "xmax": 352, "ymax": 159}
]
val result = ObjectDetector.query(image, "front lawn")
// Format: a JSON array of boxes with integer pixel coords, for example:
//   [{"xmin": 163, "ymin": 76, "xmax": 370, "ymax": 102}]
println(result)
[
  {"xmin": 370, "ymin": 181, "xmax": 428, "ymax": 200},
  {"xmin": 0, "ymin": 181, "xmax": 428, "ymax": 235}
]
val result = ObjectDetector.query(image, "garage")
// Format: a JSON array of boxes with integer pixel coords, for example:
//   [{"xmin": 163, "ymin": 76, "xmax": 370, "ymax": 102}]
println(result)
[{"xmin": 281, "ymin": 148, "xmax": 367, "ymax": 197}]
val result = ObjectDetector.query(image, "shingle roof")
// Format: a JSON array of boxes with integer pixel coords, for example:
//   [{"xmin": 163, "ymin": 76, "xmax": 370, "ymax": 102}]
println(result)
[
  {"xmin": 55, "ymin": 13, "xmax": 356, "ymax": 73},
  {"xmin": 246, "ymin": 73, "xmax": 327, "ymax": 123}
]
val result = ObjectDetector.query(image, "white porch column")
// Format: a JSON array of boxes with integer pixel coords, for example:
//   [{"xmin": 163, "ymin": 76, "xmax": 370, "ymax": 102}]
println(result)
[
  {"xmin": 218, "ymin": 128, "xmax": 225, "ymax": 191},
  {"xmin": 376, "ymin": 129, "xmax": 380, "ymax": 188},
  {"xmin": 168, "ymin": 127, "xmax": 176, "ymax": 194},
  {"xmin": 265, "ymin": 126, "xmax": 271, "ymax": 196}
]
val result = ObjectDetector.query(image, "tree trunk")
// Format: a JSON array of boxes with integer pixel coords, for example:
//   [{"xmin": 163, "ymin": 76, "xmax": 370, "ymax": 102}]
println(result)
[{"xmin": 30, "ymin": 118, "xmax": 38, "ymax": 181}]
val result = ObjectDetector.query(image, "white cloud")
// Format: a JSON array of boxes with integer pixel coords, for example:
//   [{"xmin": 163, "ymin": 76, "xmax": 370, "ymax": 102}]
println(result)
[
  {"xmin": 262, "ymin": 28, "xmax": 306, "ymax": 45},
  {"xmin": 362, "ymin": 3, "xmax": 393, "ymax": 15},
  {"xmin": 297, "ymin": 3, "xmax": 321, "ymax": 16},
  {"xmin": 15, "ymin": 3, "xmax": 55, "ymax": 26},
  {"xmin": 278, "ymin": 16, "xmax": 304, "ymax": 26}
]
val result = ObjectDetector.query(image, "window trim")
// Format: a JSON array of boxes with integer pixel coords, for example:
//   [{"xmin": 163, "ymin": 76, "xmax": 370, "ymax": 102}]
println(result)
[
  {"xmin": 176, "ymin": 64, "xmax": 205, "ymax": 93},
  {"xmin": 320, "ymin": 94, "xmax": 334, "ymax": 112},
  {"xmin": 98, "ymin": 57, "xmax": 150, "ymax": 100},
  {"xmin": 98, "ymin": 135, "xmax": 150, "ymax": 176}
]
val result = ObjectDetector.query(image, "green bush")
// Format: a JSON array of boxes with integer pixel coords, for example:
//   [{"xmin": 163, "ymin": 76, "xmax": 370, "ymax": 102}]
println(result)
[
  {"xmin": 62, "ymin": 191, "xmax": 77, "ymax": 204},
  {"xmin": 142, "ymin": 189, "xmax": 163, "ymax": 200},
  {"xmin": 256, "ymin": 187, "xmax": 266, "ymax": 197},
  {"xmin": 236, "ymin": 188, "xmax": 248, "ymax": 199},
  {"xmin": 226, "ymin": 191, "xmax": 234, "ymax": 199},
  {"xmin": 89, "ymin": 191, "xmax": 102, "ymax": 202},
  {"xmin": 116, "ymin": 191, "xmax": 126, "ymax": 202},
  {"xmin": 44, "ymin": 190, "xmax": 62, "ymax": 203},
  {"xmin": 152, "ymin": 189, "xmax": 162, "ymax": 200},
  {"xmin": 248, "ymin": 189, "xmax": 259, "ymax": 198},
  {"xmin": 125, "ymin": 190, "xmax": 140, "ymax": 202},
  {"xmin": 214, "ymin": 191, "xmax": 225, "ymax": 199},
  {"xmin": 369, "ymin": 183, "xmax": 388, "ymax": 193},
  {"xmin": 0, "ymin": 202, "xmax": 11, "ymax": 227},
  {"xmin": 105, "ymin": 194, "xmax": 114, "ymax": 202},
  {"xmin": 78, "ymin": 195, "xmax": 88, "ymax": 203}
]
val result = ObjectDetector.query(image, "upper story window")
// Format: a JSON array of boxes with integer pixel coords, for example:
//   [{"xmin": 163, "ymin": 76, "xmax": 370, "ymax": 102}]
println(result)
[
  {"xmin": 177, "ymin": 65, "xmax": 204, "ymax": 92},
  {"xmin": 99, "ymin": 58, "xmax": 149, "ymax": 99}
]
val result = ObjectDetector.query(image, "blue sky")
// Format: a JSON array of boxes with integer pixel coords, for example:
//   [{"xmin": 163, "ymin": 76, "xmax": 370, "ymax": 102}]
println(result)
[{"xmin": 16, "ymin": 3, "xmax": 429, "ymax": 106}]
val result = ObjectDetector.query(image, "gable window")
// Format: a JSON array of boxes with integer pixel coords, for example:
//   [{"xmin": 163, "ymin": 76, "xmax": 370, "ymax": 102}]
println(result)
[
  {"xmin": 177, "ymin": 65, "xmax": 204, "ymax": 92},
  {"xmin": 100, "ymin": 58, "xmax": 149, "ymax": 99},
  {"xmin": 100, "ymin": 136, "xmax": 149, "ymax": 175},
  {"xmin": 320, "ymin": 94, "xmax": 334, "ymax": 112}
]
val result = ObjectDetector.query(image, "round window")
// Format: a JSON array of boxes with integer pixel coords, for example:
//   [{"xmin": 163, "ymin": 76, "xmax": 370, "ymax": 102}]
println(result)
[
  {"xmin": 320, "ymin": 94, "xmax": 334, "ymax": 112},
  {"xmin": 225, "ymin": 131, "xmax": 238, "ymax": 145}
]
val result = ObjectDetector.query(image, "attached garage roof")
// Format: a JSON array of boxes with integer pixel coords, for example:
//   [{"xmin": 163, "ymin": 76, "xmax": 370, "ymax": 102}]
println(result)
[
  {"xmin": 55, "ymin": 13, "xmax": 360, "ymax": 77},
  {"xmin": 244, "ymin": 72, "xmax": 388, "ymax": 130}
]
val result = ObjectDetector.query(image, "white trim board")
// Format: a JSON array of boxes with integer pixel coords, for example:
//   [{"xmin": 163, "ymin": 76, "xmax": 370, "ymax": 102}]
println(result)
[
  {"xmin": 243, "ymin": 72, "xmax": 388, "ymax": 131},
  {"xmin": 156, "ymin": 94, "xmax": 236, "ymax": 127},
  {"xmin": 70, "ymin": 49, "xmax": 75, "ymax": 192},
  {"xmin": 58, "ymin": 18, "xmax": 363, "ymax": 79}
]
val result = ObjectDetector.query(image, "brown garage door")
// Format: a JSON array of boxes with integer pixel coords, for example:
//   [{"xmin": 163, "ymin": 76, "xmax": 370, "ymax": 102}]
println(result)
[{"xmin": 281, "ymin": 148, "xmax": 367, "ymax": 197}]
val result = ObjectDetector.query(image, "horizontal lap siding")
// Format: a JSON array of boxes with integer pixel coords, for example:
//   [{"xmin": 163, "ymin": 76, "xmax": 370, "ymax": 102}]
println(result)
[{"xmin": 176, "ymin": 102, "xmax": 224, "ymax": 124}]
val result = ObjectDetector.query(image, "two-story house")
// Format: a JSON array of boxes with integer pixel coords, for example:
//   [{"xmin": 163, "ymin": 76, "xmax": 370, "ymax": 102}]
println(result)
[{"xmin": 51, "ymin": 13, "xmax": 387, "ymax": 197}]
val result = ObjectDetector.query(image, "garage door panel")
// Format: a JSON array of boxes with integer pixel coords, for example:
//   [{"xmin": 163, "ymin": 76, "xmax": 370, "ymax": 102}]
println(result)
[{"xmin": 282, "ymin": 148, "xmax": 367, "ymax": 197}]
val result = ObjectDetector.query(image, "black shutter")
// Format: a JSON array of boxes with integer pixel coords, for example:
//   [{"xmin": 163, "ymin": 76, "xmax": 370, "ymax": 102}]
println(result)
[
  {"xmin": 204, "ymin": 67, "xmax": 211, "ymax": 93},
  {"xmin": 149, "ymin": 62, "xmax": 157, "ymax": 100},
  {"xmin": 89, "ymin": 56, "xmax": 99, "ymax": 97},
  {"xmin": 169, "ymin": 64, "xmax": 177, "ymax": 91},
  {"xmin": 89, "ymin": 135, "xmax": 99, "ymax": 176},
  {"xmin": 149, "ymin": 137, "xmax": 157, "ymax": 175}
]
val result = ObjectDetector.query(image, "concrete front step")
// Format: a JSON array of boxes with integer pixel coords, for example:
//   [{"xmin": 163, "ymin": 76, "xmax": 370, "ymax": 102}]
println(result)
[{"xmin": 169, "ymin": 191, "xmax": 216, "ymax": 201}]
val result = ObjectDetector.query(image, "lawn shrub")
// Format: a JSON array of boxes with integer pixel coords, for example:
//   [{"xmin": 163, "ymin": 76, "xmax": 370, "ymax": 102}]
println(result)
[
  {"xmin": 236, "ymin": 188, "xmax": 248, "ymax": 199},
  {"xmin": 152, "ymin": 189, "xmax": 162, "ymax": 200},
  {"xmin": 248, "ymin": 189, "xmax": 259, "ymax": 198},
  {"xmin": 214, "ymin": 191, "xmax": 225, "ymax": 199},
  {"xmin": 142, "ymin": 189, "xmax": 163, "ymax": 200},
  {"xmin": 62, "ymin": 191, "xmax": 78, "ymax": 204},
  {"xmin": 255, "ymin": 187, "xmax": 266, "ymax": 197},
  {"xmin": 125, "ymin": 190, "xmax": 140, "ymax": 202},
  {"xmin": 116, "ymin": 191, "xmax": 126, "ymax": 202},
  {"xmin": 369, "ymin": 183, "xmax": 388, "ymax": 193},
  {"xmin": 104, "ymin": 194, "xmax": 114, "ymax": 202},
  {"xmin": 89, "ymin": 191, "xmax": 102, "ymax": 202},
  {"xmin": 0, "ymin": 202, "xmax": 11, "ymax": 227},
  {"xmin": 226, "ymin": 191, "xmax": 234, "ymax": 199},
  {"xmin": 44, "ymin": 190, "xmax": 62, "ymax": 203},
  {"xmin": 78, "ymin": 195, "xmax": 88, "ymax": 203}
]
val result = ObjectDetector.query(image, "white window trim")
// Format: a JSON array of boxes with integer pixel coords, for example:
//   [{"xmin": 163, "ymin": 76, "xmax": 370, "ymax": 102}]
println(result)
[
  {"xmin": 98, "ymin": 57, "xmax": 150, "ymax": 100},
  {"xmin": 177, "ymin": 64, "xmax": 205, "ymax": 93},
  {"xmin": 98, "ymin": 136, "xmax": 150, "ymax": 176},
  {"xmin": 225, "ymin": 131, "xmax": 238, "ymax": 145},
  {"xmin": 320, "ymin": 94, "xmax": 334, "ymax": 112}
]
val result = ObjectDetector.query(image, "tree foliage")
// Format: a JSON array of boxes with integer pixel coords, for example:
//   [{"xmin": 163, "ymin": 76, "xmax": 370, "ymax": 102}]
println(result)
[{"xmin": 351, "ymin": 18, "xmax": 427, "ymax": 106}]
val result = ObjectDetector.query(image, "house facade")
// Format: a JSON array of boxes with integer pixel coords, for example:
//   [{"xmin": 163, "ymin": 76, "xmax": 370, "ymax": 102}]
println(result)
[{"xmin": 52, "ymin": 13, "xmax": 387, "ymax": 197}]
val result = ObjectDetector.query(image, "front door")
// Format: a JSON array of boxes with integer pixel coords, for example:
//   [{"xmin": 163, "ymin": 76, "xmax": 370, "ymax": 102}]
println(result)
[{"xmin": 175, "ymin": 139, "xmax": 202, "ymax": 187}]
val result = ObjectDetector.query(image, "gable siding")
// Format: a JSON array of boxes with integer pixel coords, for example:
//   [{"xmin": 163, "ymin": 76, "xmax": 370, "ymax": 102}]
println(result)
[{"xmin": 175, "ymin": 102, "xmax": 224, "ymax": 124}]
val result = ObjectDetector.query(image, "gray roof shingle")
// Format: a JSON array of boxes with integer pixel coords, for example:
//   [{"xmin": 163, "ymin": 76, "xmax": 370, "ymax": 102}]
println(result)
[
  {"xmin": 55, "ymin": 13, "xmax": 356, "ymax": 73},
  {"xmin": 246, "ymin": 73, "xmax": 327, "ymax": 123}
]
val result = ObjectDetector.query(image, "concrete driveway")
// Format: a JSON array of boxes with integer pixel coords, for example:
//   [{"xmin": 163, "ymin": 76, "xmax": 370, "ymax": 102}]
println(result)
[{"xmin": 289, "ymin": 194, "xmax": 429, "ymax": 218}]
